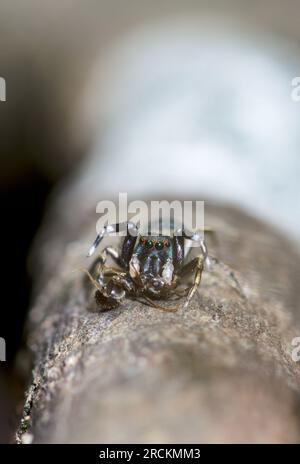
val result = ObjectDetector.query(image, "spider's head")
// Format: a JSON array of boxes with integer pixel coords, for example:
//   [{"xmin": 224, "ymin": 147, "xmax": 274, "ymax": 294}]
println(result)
[{"xmin": 129, "ymin": 235, "xmax": 175, "ymax": 290}]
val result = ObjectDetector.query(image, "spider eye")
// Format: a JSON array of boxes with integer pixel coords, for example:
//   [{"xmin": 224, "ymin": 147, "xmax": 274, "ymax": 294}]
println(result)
[
  {"xmin": 145, "ymin": 240, "xmax": 153, "ymax": 249},
  {"xmin": 155, "ymin": 241, "xmax": 164, "ymax": 250}
]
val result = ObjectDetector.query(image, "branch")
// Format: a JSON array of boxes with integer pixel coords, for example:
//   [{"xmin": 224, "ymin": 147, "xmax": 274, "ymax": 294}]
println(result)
[{"xmin": 16, "ymin": 197, "xmax": 300, "ymax": 443}]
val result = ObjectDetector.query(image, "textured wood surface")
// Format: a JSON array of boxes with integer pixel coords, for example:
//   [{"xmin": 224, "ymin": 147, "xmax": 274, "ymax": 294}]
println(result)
[{"xmin": 15, "ymin": 194, "xmax": 300, "ymax": 443}]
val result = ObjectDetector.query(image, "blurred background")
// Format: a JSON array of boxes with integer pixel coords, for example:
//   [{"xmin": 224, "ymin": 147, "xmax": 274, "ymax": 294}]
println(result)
[{"xmin": 1, "ymin": 0, "xmax": 300, "ymax": 443}]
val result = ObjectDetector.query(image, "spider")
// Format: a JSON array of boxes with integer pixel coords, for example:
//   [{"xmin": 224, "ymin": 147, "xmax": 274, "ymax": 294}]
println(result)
[{"xmin": 83, "ymin": 220, "xmax": 217, "ymax": 312}]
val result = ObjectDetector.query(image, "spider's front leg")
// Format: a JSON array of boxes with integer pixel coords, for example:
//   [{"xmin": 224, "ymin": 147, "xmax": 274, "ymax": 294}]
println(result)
[
  {"xmin": 173, "ymin": 225, "xmax": 209, "ymax": 308},
  {"xmin": 87, "ymin": 221, "xmax": 138, "ymax": 257},
  {"xmin": 175, "ymin": 225, "xmax": 210, "ymax": 267},
  {"xmin": 185, "ymin": 255, "xmax": 204, "ymax": 308},
  {"xmin": 177, "ymin": 255, "xmax": 205, "ymax": 308}
]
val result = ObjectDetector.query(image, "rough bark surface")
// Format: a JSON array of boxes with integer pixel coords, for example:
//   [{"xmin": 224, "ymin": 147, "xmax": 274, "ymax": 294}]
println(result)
[{"xmin": 16, "ymin": 195, "xmax": 300, "ymax": 443}]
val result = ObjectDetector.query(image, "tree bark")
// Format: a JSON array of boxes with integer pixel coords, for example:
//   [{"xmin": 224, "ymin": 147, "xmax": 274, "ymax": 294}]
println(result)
[{"xmin": 15, "ymin": 192, "xmax": 300, "ymax": 444}]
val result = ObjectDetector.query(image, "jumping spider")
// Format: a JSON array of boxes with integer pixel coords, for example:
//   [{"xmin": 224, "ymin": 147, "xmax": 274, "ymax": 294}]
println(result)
[{"xmin": 83, "ymin": 221, "xmax": 218, "ymax": 312}]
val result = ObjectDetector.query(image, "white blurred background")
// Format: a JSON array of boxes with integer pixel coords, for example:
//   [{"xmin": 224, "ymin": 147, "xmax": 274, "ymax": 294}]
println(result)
[
  {"xmin": 76, "ymin": 16, "xmax": 300, "ymax": 236},
  {"xmin": 1, "ymin": 0, "xmax": 300, "ymax": 236}
]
